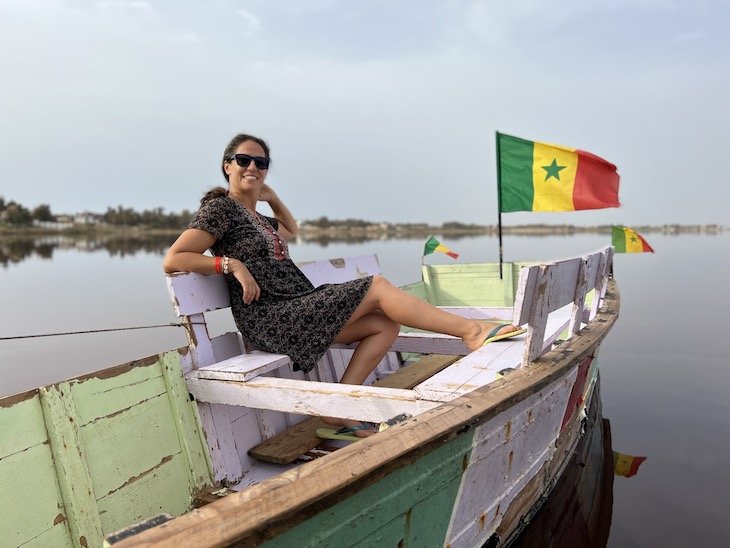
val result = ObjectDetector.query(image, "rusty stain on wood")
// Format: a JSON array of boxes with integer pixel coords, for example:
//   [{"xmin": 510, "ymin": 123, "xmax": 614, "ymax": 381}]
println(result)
[
  {"xmin": 53, "ymin": 513, "xmax": 66, "ymax": 525},
  {"xmin": 479, "ymin": 512, "xmax": 486, "ymax": 530},
  {"xmin": 504, "ymin": 421, "xmax": 512, "ymax": 441}
]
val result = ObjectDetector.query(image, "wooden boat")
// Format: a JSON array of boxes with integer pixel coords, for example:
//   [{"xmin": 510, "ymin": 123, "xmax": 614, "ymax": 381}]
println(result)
[{"xmin": 0, "ymin": 246, "xmax": 618, "ymax": 547}]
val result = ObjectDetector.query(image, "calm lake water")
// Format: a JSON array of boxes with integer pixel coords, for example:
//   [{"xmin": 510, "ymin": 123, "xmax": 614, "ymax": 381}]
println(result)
[{"xmin": 1, "ymin": 232, "xmax": 729, "ymax": 546}]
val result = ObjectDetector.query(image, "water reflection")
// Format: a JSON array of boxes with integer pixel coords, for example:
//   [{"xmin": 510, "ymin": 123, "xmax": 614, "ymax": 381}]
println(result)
[
  {"xmin": 0, "ymin": 234, "xmax": 179, "ymax": 267},
  {"xmin": 0, "ymin": 232, "xmax": 493, "ymax": 264}
]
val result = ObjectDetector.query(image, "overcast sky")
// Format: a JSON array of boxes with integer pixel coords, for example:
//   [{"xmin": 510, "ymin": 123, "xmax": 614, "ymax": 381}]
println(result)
[{"xmin": 1, "ymin": 0, "xmax": 728, "ymax": 226}]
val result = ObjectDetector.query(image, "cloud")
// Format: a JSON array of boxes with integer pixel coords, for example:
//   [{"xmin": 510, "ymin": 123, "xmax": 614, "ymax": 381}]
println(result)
[{"xmin": 235, "ymin": 8, "xmax": 261, "ymax": 35}]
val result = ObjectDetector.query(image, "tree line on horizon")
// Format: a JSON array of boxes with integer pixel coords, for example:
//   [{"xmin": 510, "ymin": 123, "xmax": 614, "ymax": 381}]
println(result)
[
  {"xmin": 0, "ymin": 197, "xmax": 485, "ymax": 230},
  {"xmin": 0, "ymin": 197, "xmax": 193, "ymax": 229}
]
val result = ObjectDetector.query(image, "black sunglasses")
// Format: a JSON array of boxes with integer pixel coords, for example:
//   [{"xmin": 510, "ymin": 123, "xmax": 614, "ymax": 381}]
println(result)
[{"xmin": 226, "ymin": 154, "xmax": 270, "ymax": 170}]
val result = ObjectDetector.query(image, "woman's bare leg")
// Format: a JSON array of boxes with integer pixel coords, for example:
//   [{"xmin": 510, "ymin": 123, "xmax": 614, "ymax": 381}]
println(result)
[
  {"xmin": 321, "ymin": 312, "xmax": 400, "ymax": 436},
  {"xmin": 321, "ymin": 276, "xmax": 521, "ymax": 436},
  {"xmin": 346, "ymin": 275, "xmax": 519, "ymax": 351}
]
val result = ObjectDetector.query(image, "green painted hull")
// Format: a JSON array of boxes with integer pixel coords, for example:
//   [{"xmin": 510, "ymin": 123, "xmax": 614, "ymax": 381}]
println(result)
[{"xmin": 0, "ymin": 351, "xmax": 212, "ymax": 548}]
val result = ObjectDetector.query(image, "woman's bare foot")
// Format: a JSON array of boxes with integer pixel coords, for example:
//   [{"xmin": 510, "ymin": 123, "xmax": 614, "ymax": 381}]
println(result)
[
  {"xmin": 462, "ymin": 320, "xmax": 522, "ymax": 352},
  {"xmin": 321, "ymin": 417, "xmax": 377, "ymax": 437}
]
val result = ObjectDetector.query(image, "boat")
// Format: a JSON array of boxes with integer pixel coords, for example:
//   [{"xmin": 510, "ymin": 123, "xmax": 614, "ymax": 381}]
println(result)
[{"xmin": 0, "ymin": 246, "xmax": 618, "ymax": 547}]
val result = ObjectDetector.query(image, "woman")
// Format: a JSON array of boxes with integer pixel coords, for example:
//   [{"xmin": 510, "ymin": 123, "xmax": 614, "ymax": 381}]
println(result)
[{"xmin": 164, "ymin": 133, "xmax": 523, "ymax": 437}]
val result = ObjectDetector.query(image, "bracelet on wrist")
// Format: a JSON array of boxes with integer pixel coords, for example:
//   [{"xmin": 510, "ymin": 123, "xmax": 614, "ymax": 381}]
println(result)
[
  {"xmin": 223, "ymin": 256, "xmax": 230, "ymax": 275},
  {"xmin": 214, "ymin": 256, "xmax": 223, "ymax": 274}
]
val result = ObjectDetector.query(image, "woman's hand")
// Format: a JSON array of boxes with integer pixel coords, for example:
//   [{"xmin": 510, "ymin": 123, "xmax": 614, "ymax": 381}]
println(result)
[
  {"xmin": 258, "ymin": 183, "xmax": 275, "ymax": 203},
  {"xmin": 229, "ymin": 258, "xmax": 261, "ymax": 304}
]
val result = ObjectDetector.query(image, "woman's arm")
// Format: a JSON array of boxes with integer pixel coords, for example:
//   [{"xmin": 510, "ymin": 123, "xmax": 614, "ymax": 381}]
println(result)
[
  {"xmin": 259, "ymin": 184, "xmax": 298, "ymax": 240},
  {"xmin": 163, "ymin": 228, "xmax": 262, "ymax": 304},
  {"xmin": 163, "ymin": 228, "xmax": 217, "ymax": 274}
]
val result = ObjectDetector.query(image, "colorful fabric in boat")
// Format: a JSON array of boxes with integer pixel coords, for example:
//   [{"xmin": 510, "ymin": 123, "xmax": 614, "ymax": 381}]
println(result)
[
  {"xmin": 423, "ymin": 236, "xmax": 459, "ymax": 259},
  {"xmin": 497, "ymin": 132, "xmax": 620, "ymax": 212},
  {"xmin": 612, "ymin": 225, "xmax": 654, "ymax": 253}
]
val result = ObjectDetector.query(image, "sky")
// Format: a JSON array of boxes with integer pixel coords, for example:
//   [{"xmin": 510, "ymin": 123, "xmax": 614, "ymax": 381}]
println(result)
[{"xmin": 1, "ymin": 0, "xmax": 728, "ymax": 226}]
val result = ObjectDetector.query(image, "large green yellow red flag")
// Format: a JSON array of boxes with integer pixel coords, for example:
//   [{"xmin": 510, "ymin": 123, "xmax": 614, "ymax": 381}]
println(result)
[
  {"xmin": 497, "ymin": 132, "xmax": 620, "ymax": 212},
  {"xmin": 612, "ymin": 225, "xmax": 654, "ymax": 253},
  {"xmin": 613, "ymin": 451, "xmax": 647, "ymax": 477},
  {"xmin": 423, "ymin": 236, "xmax": 459, "ymax": 259}
]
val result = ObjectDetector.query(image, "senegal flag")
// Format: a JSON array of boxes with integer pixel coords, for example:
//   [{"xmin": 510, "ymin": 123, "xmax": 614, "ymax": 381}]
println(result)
[
  {"xmin": 497, "ymin": 132, "xmax": 620, "ymax": 212},
  {"xmin": 612, "ymin": 225, "xmax": 654, "ymax": 253},
  {"xmin": 423, "ymin": 236, "xmax": 459, "ymax": 259},
  {"xmin": 613, "ymin": 452, "xmax": 647, "ymax": 478}
]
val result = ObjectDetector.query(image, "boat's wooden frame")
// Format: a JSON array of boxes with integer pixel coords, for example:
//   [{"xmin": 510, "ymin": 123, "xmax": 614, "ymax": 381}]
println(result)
[{"xmin": 0, "ymin": 246, "xmax": 618, "ymax": 548}]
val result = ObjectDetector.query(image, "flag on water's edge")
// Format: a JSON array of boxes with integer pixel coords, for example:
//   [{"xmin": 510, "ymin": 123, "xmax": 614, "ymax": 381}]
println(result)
[
  {"xmin": 612, "ymin": 225, "xmax": 654, "ymax": 253},
  {"xmin": 497, "ymin": 132, "xmax": 620, "ymax": 213},
  {"xmin": 613, "ymin": 451, "xmax": 647, "ymax": 477},
  {"xmin": 423, "ymin": 236, "xmax": 459, "ymax": 259}
]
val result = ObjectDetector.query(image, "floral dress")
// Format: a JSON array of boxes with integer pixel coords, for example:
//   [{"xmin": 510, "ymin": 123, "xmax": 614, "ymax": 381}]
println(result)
[{"xmin": 189, "ymin": 196, "xmax": 372, "ymax": 373}]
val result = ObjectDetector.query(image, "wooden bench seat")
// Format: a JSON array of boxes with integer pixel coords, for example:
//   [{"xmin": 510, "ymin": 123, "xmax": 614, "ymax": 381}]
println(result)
[{"xmin": 191, "ymin": 351, "xmax": 292, "ymax": 382}]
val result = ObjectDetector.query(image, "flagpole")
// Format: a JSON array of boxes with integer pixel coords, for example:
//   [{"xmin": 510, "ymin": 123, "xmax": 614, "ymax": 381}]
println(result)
[{"xmin": 495, "ymin": 131, "xmax": 504, "ymax": 279}]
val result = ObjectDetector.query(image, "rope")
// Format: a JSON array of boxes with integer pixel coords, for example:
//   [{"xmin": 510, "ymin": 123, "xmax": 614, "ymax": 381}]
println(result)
[{"xmin": 0, "ymin": 322, "xmax": 206, "ymax": 341}]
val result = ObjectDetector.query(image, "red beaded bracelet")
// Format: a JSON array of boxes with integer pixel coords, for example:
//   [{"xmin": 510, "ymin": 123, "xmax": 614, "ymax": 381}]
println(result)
[{"xmin": 214, "ymin": 256, "xmax": 223, "ymax": 274}]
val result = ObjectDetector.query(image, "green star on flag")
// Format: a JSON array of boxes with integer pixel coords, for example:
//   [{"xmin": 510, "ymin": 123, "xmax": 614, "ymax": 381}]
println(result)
[{"xmin": 542, "ymin": 158, "xmax": 567, "ymax": 181}]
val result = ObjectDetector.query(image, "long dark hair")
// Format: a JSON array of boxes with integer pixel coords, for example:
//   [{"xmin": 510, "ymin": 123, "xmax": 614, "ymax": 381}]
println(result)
[{"xmin": 201, "ymin": 133, "xmax": 271, "ymax": 204}]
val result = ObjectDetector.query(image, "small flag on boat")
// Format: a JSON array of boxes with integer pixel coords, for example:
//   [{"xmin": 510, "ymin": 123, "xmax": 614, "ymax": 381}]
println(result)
[
  {"xmin": 497, "ymin": 132, "xmax": 620, "ymax": 213},
  {"xmin": 612, "ymin": 225, "xmax": 654, "ymax": 253},
  {"xmin": 613, "ymin": 451, "xmax": 647, "ymax": 477},
  {"xmin": 423, "ymin": 236, "xmax": 459, "ymax": 259}
]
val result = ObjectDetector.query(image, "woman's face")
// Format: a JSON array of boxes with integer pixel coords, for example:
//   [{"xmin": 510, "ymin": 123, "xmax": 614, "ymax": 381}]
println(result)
[{"xmin": 225, "ymin": 140, "xmax": 268, "ymax": 194}]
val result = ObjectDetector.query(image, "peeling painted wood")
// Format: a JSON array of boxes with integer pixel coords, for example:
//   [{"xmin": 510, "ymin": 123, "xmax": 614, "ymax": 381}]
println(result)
[
  {"xmin": 158, "ymin": 351, "xmax": 214, "ymax": 492},
  {"xmin": 187, "ymin": 376, "xmax": 440, "ymax": 423},
  {"xmin": 39, "ymin": 382, "xmax": 104, "ymax": 548}
]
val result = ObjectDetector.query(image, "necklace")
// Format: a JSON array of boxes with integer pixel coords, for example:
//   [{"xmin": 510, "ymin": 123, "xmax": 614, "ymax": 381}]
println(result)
[{"xmin": 254, "ymin": 212, "xmax": 288, "ymax": 261}]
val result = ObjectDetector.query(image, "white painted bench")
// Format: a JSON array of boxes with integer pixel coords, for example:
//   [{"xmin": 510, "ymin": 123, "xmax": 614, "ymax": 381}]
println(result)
[
  {"xmin": 166, "ymin": 255, "xmax": 405, "ymax": 481},
  {"xmin": 166, "ymin": 248, "xmax": 613, "ymax": 480}
]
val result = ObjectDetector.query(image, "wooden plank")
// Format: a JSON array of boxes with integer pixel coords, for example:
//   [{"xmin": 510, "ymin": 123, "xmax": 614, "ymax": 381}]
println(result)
[
  {"xmin": 80, "ymin": 392, "xmax": 187, "ymax": 499},
  {"xmin": 190, "ymin": 351, "xmax": 292, "ymax": 382},
  {"xmin": 0, "ymin": 442, "xmax": 72, "ymax": 547},
  {"xmin": 414, "ymin": 340, "xmax": 525, "ymax": 402},
  {"xmin": 298, "ymin": 255, "xmax": 381, "ymax": 285},
  {"xmin": 70, "ymin": 361, "xmax": 167, "ymax": 427},
  {"xmin": 0, "ymin": 392, "xmax": 47, "ymax": 459},
  {"xmin": 166, "ymin": 271, "xmax": 230, "ymax": 316},
  {"xmin": 158, "ymin": 351, "xmax": 214, "ymax": 492},
  {"xmin": 420, "ymin": 262, "xmax": 516, "ymax": 307},
  {"xmin": 39, "ymin": 382, "xmax": 104, "ymax": 548},
  {"xmin": 414, "ymin": 310, "xmax": 571, "ymax": 402},
  {"xmin": 248, "ymin": 354, "xmax": 460, "ymax": 464},
  {"xmin": 95, "ymin": 453, "xmax": 194, "ymax": 535},
  {"xmin": 187, "ymin": 376, "xmax": 440, "ymax": 423}
]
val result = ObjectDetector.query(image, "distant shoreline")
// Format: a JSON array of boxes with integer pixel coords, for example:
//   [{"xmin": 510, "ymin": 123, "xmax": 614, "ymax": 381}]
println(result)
[{"xmin": 0, "ymin": 222, "xmax": 724, "ymax": 240}]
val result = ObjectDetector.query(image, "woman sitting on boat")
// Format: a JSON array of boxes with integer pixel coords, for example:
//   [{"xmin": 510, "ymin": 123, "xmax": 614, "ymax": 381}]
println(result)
[{"xmin": 163, "ymin": 133, "xmax": 522, "ymax": 436}]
